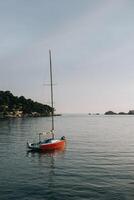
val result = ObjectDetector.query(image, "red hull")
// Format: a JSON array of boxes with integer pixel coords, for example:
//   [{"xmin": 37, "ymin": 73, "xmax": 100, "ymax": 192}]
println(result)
[{"xmin": 40, "ymin": 140, "xmax": 65, "ymax": 151}]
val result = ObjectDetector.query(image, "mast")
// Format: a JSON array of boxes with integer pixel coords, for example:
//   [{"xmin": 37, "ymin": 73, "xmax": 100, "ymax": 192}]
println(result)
[{"xmin": 49, "ymin": 50, "xmax": 54, "ymax": 139}]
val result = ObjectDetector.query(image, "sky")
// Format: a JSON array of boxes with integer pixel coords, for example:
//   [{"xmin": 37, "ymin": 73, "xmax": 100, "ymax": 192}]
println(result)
[{"xmin": 1, "ymin": 0, "xmax": 134, "ymax": 113}]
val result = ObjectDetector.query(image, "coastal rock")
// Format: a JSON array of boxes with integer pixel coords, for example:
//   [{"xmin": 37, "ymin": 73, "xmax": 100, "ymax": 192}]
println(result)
[
  {"xmin": 128, "ymin": 110, "xmax": 134, "ymax": 115},
  {"xmin": 104, "ymin": 111, "xmax": 117, "ymax": 115},
  {"xmin": 118, "ymin": 112, "xmax": 127, "ymax": 115}
]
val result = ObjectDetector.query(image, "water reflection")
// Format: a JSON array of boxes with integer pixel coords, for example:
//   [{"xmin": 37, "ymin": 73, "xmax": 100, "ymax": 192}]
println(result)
[
  {"xmin": 26, "ymin": 148, "xmax": 66, "ymax": 161},
  {"xmin": 26, "ymin": 148, "xmax": 66, "ymax": 199}
]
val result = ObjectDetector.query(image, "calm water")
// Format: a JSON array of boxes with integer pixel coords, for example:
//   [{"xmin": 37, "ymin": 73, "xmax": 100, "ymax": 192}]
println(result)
[{"xmin": 0, "ymin": 114, "xmax": 134, "ymax": 200}]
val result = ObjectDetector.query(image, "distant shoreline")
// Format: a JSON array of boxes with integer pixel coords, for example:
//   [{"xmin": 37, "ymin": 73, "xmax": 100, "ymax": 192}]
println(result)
[
  {"xmin": 104, "ymin": 110, "xmax": 134, "ymax": 115},
  {"xmin": 88, "ymin": 110, "xmax": 134, "ymax": 115},
  {"xmin": 0, "ymin": 113, "xmax": 62, "ymax": 119}
]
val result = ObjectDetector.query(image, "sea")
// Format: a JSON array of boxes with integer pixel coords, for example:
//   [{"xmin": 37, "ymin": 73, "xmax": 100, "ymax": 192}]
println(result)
[{"xmin": 0, "ymin": 114, "xmax": 134, "ymax": 200}]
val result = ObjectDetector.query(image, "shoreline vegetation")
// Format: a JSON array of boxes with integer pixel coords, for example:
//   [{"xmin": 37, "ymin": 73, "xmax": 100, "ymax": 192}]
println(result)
[{"xmin": 0, "ymin": 90, "xmax": 61, "ymax": 119}]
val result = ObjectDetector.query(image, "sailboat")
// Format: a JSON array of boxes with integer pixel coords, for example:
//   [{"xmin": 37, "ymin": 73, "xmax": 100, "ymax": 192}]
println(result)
[{"xmin": 27, "ymin": 50, "xmax": 66, "ymax": 151}]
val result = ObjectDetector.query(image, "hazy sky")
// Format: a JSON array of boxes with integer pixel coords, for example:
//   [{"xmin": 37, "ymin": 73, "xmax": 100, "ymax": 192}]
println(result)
[{"xmin": 1, "ymin": 0, "xmax": 134, "ymax": 113}]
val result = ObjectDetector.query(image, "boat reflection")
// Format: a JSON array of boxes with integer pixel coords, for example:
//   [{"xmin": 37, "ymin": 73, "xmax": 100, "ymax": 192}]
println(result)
[
  {"xmin": 26, "ymin": 144, "xmax": 66, "ymax": 198},
  {"xmin": 26, "ymin": 146, "xmax": 66, "ymax": 175},
  {"xmin": 26, "ymin": 146, "xmax": 66, "ymax": 158}
]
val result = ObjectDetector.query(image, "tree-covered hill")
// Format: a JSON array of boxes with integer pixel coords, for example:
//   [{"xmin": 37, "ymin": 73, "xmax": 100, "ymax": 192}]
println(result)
[{"xmin": 0, "ymin": 91, "xmax": 53, "ymax": 118}]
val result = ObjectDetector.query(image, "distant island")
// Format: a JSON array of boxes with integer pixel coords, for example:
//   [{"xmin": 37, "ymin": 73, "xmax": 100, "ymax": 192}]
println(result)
[
  {"xmin": 104, "ymin": 110, "xmax": 134, "ymax": 115},
  {"xmin": 88, "ymin": 110, "xmax": 134, "ymax": 115},
  {"xmin": 0, "ymin": 90, "xmax": 54, "ymax": 119}
]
